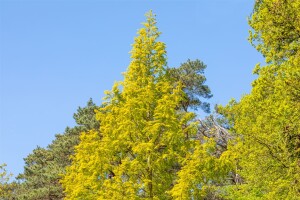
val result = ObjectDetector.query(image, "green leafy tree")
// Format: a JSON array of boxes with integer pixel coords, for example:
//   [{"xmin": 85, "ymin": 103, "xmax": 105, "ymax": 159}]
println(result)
[
  {"xmin": 15, "ymin": 99, "xmax": 99, "ymax": 200},
  {"xmin": 218, "ymin": 0, "xmax": 300, "ymax": 199},
  {"xmin": 219, "ymin": 63, "xmax": 300, "ymax": 199},
  {"xmin": 249, "ymin": 0, "xmax": 300, "ymax": 64}
]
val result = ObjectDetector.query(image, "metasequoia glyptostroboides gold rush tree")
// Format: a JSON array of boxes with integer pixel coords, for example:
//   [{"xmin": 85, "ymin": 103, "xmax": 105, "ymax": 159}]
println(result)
[{"xmin": 61, "ymin": 11, "xmax": 199, "ymax": 199}]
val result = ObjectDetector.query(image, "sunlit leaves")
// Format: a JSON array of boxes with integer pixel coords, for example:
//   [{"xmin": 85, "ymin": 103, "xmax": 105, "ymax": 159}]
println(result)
[{"xmin": 219, "ymin": 0, "xmax": 300, "ymax": 198}]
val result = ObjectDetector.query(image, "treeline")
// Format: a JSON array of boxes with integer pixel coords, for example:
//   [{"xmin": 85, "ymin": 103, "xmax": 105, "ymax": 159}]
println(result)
[{"xmin": 1, "ymin": 0, "xmax": 299, "ymax": 199}]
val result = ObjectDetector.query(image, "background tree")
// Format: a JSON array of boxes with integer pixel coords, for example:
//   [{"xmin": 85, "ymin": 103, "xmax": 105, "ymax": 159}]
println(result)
[
  {"xmin": 15, "ymin": 99, "xmax": 99, "ymax": 200},
  {"xmin": 168, "ymin": 59, "xmax": 212, "ymax": 112}
]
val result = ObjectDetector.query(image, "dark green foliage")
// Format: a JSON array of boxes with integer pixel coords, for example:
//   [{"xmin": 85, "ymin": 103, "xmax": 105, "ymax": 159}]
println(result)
[
  {"xmin": 14, "ymin": 99, "xmax": 99, "ymax": 200},
  {"xmin": 73, "ymin": 98, "xmax": 100, "ymax": 130},
  {"xmin": 169, "ymin": 59, "xmax": 212, "ymax": 112}
]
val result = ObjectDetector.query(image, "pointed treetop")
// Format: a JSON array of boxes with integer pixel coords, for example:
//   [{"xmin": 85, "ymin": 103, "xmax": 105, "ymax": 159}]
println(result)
[{"xmin": 124, "ymin": 10, "xmax": 166, "ymax": 88}]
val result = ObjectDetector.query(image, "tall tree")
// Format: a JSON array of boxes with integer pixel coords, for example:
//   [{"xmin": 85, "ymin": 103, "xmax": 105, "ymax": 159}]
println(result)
[
  {"xmin": 218, "ymin": 0, "xmax": 300, "ymax": 199},
  {"xmin": 15, "ymin": 99, "xmax": 99, "ymax": 200},
  {"xmin": 61, "ymin": 11, "xmax": 200, "ymax": 199}
]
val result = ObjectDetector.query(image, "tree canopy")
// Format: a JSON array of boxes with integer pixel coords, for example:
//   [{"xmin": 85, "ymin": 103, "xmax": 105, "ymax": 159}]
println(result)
[
  {"xmin": 2, "ymin": 1, "xmax": 299, "ymax": 199},
  {"xmin": 218, "ymin": 0, "xmax": 300, "ymax": 199}
]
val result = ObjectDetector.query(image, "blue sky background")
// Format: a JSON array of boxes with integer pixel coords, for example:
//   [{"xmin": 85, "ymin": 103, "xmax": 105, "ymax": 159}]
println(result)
[{"xmin": 0, "ymin": 0, "xmax": 263, "ymax": 178}]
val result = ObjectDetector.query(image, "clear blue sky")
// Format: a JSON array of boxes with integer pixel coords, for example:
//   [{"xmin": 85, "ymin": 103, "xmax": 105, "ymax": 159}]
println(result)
[{"xmin": 0, "ymin": 0, "xmax": 263, "ymax": 178}]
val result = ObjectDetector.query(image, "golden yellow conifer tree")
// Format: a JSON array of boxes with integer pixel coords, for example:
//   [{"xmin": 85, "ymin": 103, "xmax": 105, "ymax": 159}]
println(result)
[{"xmin": 61, "ymin": 11, "xmax": 198, "ymax": 199}]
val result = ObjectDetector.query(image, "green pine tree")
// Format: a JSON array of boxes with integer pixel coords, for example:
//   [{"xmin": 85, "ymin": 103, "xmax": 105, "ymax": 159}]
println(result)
[{"xmin": 15, "ymin": 99, "xmax": 99, "ymax": 200}]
